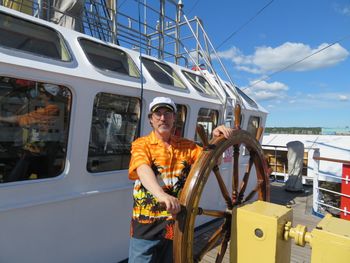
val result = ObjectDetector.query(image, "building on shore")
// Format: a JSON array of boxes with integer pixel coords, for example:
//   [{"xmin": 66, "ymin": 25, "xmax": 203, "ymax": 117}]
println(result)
[{"xmin": 265, "ymin": 127, "xmax": 350, "ymax": 135}]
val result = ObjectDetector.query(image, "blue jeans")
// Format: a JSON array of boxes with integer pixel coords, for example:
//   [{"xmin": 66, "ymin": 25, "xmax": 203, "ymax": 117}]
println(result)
[{"xmin": 128, "ymin": 237, "xmax": 173, "ymax": 263}]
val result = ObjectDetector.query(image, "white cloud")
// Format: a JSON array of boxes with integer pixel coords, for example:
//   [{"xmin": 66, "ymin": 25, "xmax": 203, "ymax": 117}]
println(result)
[
  {"xmin": 303, "ymin": 92, "xmax": 350, "ymax": 101},
  {"xmin": 251, "ymin": 80, "xmax": 288, "ymax": 91},
  {"xmin": 334, "ymin": 4, "xmax": 350, "ymax": 16},
  {"xmin": 338, "ymin": 95, "xmax": 348, "ymax": 101},
  {"xmin": 217, "ymin": 42, "xmax": 349, "ymax": 74},
  {"xmin": 242, "ymin": 80, "xmax": 288, "ymax": 101},
  {"xmin": 235, "ymin": 65, "xmax": 262, "ymax": 74},
  {"xmin": 216, "ymin": 46, "xmax": 252, "ymax": 65},
  {"xmin": 277, "ymin": 92, "xmax": 350, "ymax": 108},
  {"xmin": 244, "ymin": 81, "xmax": 350, "ymax": 108}
]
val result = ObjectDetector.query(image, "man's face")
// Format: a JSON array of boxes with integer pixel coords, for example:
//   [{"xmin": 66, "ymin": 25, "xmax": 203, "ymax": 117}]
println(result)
[{"xmin": 150, "ymin": 107, "xmax": 175, "ymax": 136}]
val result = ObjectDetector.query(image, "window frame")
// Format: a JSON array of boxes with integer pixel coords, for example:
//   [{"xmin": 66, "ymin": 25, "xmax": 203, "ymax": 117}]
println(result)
[
  {"xmin": 182, "ymin": 70, "xmax": 217, "ymax": 97},
  {"xmin": 79, "ymin": 37, "xmax": 140, "ymax": 79},
  {"xmin": 0, "ymin": 11, "xmax": 72, "ymax": 62},
  {"xmin": 142, "ymin": 57, "xmax": 187, "ymax": 90},
  {"xmin": 225, "ymin": 83, "xmax": 258, "ymax": 109},
  {"xmin": 246, "ymin": 115, "xmax": 261, "ymax": 138},
  {"xmin": 194, "ymin": 107, "xmax": 219, "ymax": 144},
  {"xmin": 174, "ymin": 104, "xmax": 187, "ymax": 137},
  {"xmin": 86, "ymin": 92, "xmax": 141, "ymax": 173},
  {"xmin": 0, "ymin": 76, "xmax": 72, "ymax": 184}
]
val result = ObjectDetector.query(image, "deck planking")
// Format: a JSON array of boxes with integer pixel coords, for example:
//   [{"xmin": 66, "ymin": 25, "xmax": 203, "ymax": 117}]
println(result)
[{"xmin": 194, "ymin": 181, "xmax": 321, "ymax": 263}]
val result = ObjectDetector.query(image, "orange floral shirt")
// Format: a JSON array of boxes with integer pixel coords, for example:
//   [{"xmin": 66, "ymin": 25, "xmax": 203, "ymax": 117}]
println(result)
[
  {"xmin": 129, "ymin": 131, "xmax": 202, "ymax": 240},
  {"xmin": 17, "ymin": 104, "xmax": 60, "ymax": 153},
  {"xmin": 17, "ymin": 104, "xmax": 59, "ymax": 127}
]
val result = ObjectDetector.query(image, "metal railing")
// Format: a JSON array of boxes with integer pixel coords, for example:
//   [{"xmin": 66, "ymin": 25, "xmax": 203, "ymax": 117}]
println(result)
[
  {"xmin": 262, "ymin": 144, "xmax": 315, "ymax": 183},
  {"xmin": 312, "ymin": 155, "xmax": 350, "ymax": 218},
  {"xmin": 1, "ymin": 0, "xmax": 243, "ymax": 121}
]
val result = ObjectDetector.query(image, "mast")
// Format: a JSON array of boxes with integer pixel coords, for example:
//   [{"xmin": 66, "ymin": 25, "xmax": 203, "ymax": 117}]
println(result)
[
  {"xmin": 175, "ymin": 0, "xmax": 183, "ymax": 64},
  {"xmin": 108, "ymin": 0, "xmax": 117, "ymax": 44},
  {"xmin": 158, "ymin": 0, "xmax": 165, "ymax": 60}
]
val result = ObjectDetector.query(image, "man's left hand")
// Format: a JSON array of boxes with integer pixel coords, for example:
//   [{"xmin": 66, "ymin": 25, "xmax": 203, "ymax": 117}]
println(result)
[{"xmin": 213, "ymin": 125, "xmax": 235, "ymax": 139}]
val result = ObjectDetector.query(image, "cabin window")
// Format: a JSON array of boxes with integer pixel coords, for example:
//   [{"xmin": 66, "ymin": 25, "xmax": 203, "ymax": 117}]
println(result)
[
  {"xmin": 225, "ymin": 83, "xmax": 258, "ymax": 109},
  {"xmin": 142, "ymin": 58, "xmax": 186, "ymax": 89},
  {"xmin": 247, "ymin": 116, "xmax": 260, "ymax": 138},
  {"xmin": 182, "ymin": 71, "xmax": 216, "ymax": 97},
  {"xmin": 235, "ymin": 87, "xmax": 258, "ymax": 108},
  {"xmin": 0, "ymin": 12, "xmax": 71, "ymax": 61},
  {"xmin": 79, "ymin": 38, "xmax": 140, "ymax": 78},
  {"xmin": 195, "ymin": 108, "xmax": 219, "ymax": 144},
  {"xmin": 87, "ymin": 93, "xmax": 140, "ymax": 172},
  {"xmin": 174, "ymin": 104, "xmax": 187, "ymax": 137},
  {"xmin": 0, "ymin": 76, "xmax": 71, "ymax": 183}
]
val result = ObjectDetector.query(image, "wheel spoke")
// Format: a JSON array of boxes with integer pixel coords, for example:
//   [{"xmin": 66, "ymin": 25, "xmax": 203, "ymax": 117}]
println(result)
[
  {"xmin": 253, "ymin": 154, "xmax": 270, "ymax": 201},
  {"xmin": 196, "ymin": 207, "xmax": 228, "ymax": 218},
  {"xmin": 237, "ymin": 153, "xmax": 255, "ymax": 203},
  {"xmin": 196, "ymin": 124, "xmax": 209, "ymax": 147},
  {"xmin": 213, "ymin": 165, "xmax": 233, "ymax": 208},
  {"xmin": 232, "ymin": 145, "xmax": 240, "ymax": 203},
  {"xmin": 242, "ymin": 184, "xmax": 260, "ymax": 203},
  {"xmin": 194, "ymin": 223, "xmax": 227, "ymax": 262},
  {"xmin": 215, "ymin": 233, "xmax": 230, "ymax": 263}
]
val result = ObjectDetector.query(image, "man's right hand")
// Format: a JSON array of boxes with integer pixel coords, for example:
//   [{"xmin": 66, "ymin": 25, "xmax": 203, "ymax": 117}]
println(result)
[
  {"xmin": 136, "ymin": 164, "xmax": 182, "ymax": 216},
  {"xmin": 157, "ymin": 192, "xmax": 181, "ymax": 215}
]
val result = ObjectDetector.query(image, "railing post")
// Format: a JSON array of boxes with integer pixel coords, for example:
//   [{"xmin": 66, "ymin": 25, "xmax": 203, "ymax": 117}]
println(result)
[
  {"xmin": 274, "ymin": 146, "xmax": 277, "ymax": 180},
  {"xmin": 37, "ymin": 0, "xmax": 43, "ymax": 18},
  {"xmin": 312, "ymin": 149, "xmax": 320, "ymax": 214}
]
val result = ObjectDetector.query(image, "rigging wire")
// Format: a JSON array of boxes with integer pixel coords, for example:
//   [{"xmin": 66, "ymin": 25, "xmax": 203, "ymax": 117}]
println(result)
[
  {"xmin": 118, "ymin": 0, "xmax": 127, "ymax": 8},
  {"xmin": 216, "ymin": 0, "xmax": 274, "ymax": 50},
  {"xmin": 187, "ymin": 0, "xmax": 200, "ymax": 15},
  {"xmin": 242, "ymin": 34, "xmax": 350, "ymax": 90}
]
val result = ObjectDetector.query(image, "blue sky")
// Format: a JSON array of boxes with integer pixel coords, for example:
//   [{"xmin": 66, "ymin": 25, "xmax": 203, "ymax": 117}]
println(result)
[{"xmin": 182, "ymin": 0, "xmax": 350, "ymax": 128}]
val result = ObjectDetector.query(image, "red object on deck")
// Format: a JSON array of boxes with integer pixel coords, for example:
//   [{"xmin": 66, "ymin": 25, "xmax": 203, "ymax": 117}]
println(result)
[{"xmin": 340, "ymin": 164, "xmax": 350, "ymax": 220}]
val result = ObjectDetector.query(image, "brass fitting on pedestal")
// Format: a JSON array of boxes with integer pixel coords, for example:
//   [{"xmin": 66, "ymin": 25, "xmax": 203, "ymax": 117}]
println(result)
[{"xmin": 284, "ymin": 221, "xmax": 312, "ymax": 247}]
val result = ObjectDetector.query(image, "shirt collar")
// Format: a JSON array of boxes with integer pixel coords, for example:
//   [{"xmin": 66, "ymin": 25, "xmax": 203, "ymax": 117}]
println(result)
[
  {"xmin": 149, "ymin": 131, "xmax": 180, "ymax": 146},
  {"xmin": 149, "ymin": 131, "xmax": 159, "ymax": 145}
]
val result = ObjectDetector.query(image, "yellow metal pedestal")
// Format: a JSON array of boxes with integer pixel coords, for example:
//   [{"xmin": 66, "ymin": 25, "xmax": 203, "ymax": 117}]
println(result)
[
  {"xmin": 310, "ymin": 214, "xmax": 350, "ymax": 263},
  {"xmin": 231, "ymin": 200, "xmax": 293, "ymax": 263},
  {"xmin": 231, "ymin": 201, "xmax": 350, "ymax": 263}
]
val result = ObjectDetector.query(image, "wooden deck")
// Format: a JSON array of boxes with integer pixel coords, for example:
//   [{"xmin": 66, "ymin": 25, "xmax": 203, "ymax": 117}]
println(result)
[{"xmin": 194, "ymin": 181, "xmax": 321, "ymax": 263}]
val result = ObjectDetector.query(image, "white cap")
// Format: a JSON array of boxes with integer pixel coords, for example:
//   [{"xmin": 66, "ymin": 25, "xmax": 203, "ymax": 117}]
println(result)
[
  {"xmin": 149, "ymin": 97, "xmax": 176, "ymax": 113},
  {"xmin": 43, "ymin": 84, "xmax": 60, "ymax": 96}
]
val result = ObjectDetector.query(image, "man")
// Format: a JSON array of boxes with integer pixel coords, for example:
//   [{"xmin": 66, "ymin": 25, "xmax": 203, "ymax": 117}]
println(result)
[{"xmin": 128, "ymin": 97, "xmax": 233, "ymax": 262}]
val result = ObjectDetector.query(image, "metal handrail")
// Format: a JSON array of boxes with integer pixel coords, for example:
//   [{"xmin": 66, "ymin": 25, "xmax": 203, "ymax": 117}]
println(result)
[
  {"xmin": 312, "ymin": 154, "xmax": 349, "ymax": 218},
  {"xmin": 262, "ymin": 144, "xmax": 315, "ymax": 182},
  {"xmin": 313, "ymin": 156, "xmax": 350, "ymax": 165},
  {"xmin": 0, "ymin": 0, "xmax": 234, "ymax": 74}
]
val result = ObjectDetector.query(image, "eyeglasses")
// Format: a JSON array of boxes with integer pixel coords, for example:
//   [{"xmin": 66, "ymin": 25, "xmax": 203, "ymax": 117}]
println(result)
[{"xmin": 152, "ymin": 111, "xmax": 174, "ymax": 119}]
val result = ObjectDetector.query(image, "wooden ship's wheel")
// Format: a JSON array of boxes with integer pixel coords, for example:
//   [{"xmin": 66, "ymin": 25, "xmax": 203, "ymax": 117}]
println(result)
[{"xmin": 173, "ymin": 106, "xmax": 270, "ymax": 263}]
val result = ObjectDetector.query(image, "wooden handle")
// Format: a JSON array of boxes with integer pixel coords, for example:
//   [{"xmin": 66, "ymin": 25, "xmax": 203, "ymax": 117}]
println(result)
[
  {"xmin": 159, "ymin": 202, "xmax": 186, "ymax": 214},
  {"xmin": 196, "ymin": 124, "xmax": 209, "ymax": 147},
  {"xmin": 234, "ymin": 104, "xmax": 241, "ymax": 129}
]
